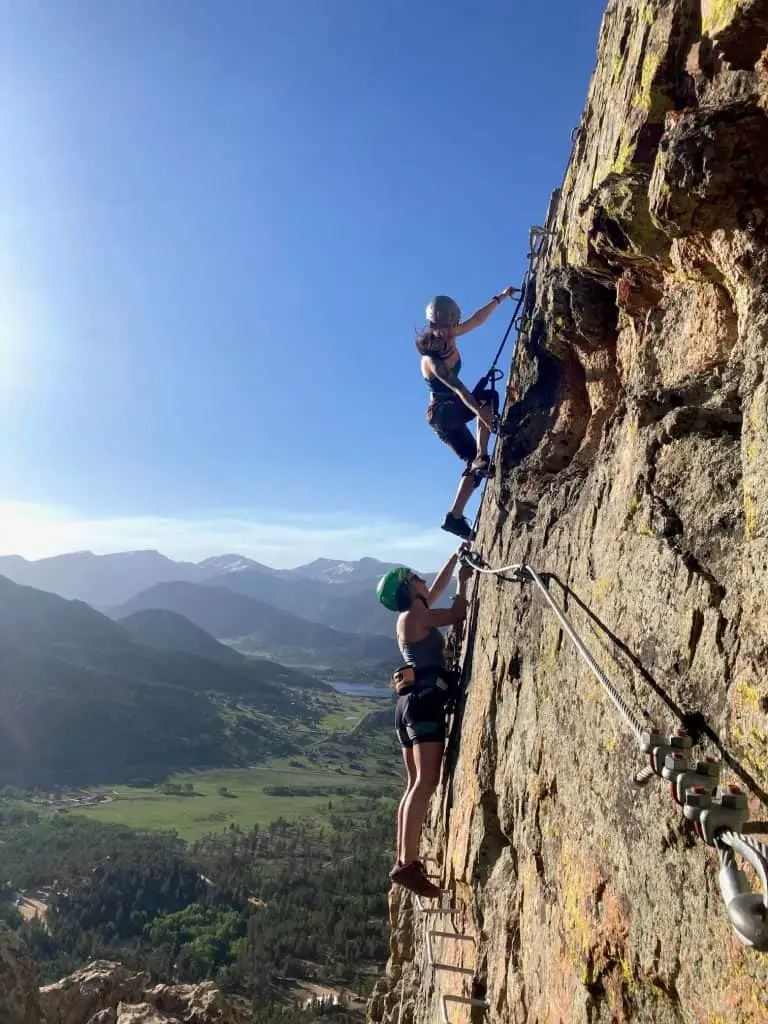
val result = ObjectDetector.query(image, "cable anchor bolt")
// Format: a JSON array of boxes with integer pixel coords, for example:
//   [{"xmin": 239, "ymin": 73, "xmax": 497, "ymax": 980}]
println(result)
[
  {"xmin": 640, "ymin": 729, "xmax": 692, "ymax": 777},
  {"xmin": 684, "ymin": 785, "xmax": 748, "ymax": 846},
  {"xmin": 662, "ymin": 753, "xmax": 721, "ymax": 806}
]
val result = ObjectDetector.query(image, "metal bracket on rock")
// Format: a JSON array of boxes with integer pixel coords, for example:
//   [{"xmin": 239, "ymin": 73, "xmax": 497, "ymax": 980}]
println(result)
[
  {"xmin": 643, "ymin": 729, "xmax": 693, "ymax": 775},
  {"xmin": 632, "ymin": 730, "xmax": 693, "ymax": 787},
  {"xmin": 661, "ymin": 753, "xmax": 721, "ymax": 806},
  {"xmin": 684, "ymin": 785, "xmax": 748, "ymax": 846}
]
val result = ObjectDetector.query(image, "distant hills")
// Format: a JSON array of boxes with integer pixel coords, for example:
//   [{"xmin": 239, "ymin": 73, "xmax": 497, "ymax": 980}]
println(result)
[
  {"xmin": 119, "ymin": 609, "xmax": 246, "ymax": 666},
  {"xmin": 112, "ymin": 581, "xmax": 399, "ymax": 665},
  {"xmin": 0, "ymin": 550, "xmax": 204, "ymax": 607},
  {"xmin": 0, "ymin": 549, "xmax": 433, "ymax": 638},
  {"xmin": 0, "ymin": 574, "xmax": 331, "ymax": 788}
]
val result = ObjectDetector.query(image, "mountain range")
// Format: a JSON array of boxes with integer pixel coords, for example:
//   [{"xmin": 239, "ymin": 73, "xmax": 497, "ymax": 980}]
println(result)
[
  {"xmin": 0, "ymin": 550, "xmax": 428, "ymax": 637},
  {"xmin": 0, "ymin": 573, "xmax": 338, "ymax": 788},
  {"xmin": 112, "ymin": 581, "xmax": 398, "ymax": 664}
]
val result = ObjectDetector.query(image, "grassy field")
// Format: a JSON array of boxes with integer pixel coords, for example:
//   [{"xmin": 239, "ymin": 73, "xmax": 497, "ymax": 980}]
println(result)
[
  {"xmin": 3, "ymin": 691, "xmax": 399, "ymax": 841},
  {"xmin": 74, "ymin": 761, "xmax": 399, "ymax": 841}
]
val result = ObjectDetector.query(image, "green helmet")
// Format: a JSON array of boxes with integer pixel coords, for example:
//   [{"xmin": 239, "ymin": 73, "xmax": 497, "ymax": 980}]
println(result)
[
  {"xmin": 376, "ymin": 566, "xmax": 413, "ymax": 612},
  {"xmin": 425, "ymin": 295, "xmax": 461, "ymax": 328}
]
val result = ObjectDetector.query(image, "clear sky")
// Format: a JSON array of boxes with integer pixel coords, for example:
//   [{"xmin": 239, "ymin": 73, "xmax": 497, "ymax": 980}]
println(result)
[{"xmin": 0, "ymin": 0, "xmax": 606, "ymax": 569}]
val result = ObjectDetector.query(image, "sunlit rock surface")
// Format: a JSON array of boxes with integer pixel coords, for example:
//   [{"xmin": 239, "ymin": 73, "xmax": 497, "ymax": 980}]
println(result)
[{"xmin": 370, "ymin": 1, "xmax": 768, "ymax": 1020}]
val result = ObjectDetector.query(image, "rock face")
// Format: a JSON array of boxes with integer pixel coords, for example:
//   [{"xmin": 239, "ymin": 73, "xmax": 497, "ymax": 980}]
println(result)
[
  {"xmin": 0, "ymin": 950, "xmax": 248, "ymax": 1024},
  {"xmin": 371, "ymin": 2, "xmax": 768, "ymax": 1022},
  {"xmin": 39, "ymin": 963, "xmax": 248, "ymax": 1024},
  {"xmin": 0, "ymin": 922, "xmax": 44, "ymax": 1024}
]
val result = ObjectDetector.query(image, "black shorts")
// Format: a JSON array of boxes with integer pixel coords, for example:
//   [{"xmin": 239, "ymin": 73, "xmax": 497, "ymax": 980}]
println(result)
[
  {"xmin": 426, "ymin": 387, "xmax": 498, "ymax": 463},
  {"xmin": 395, "ymin": 685, "xmax": 450, "ymax": 749}
]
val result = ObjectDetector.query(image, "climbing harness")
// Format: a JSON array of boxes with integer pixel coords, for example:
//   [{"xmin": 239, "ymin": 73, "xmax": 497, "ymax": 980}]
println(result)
[
  {"xmin": 458, "ymin": 546, "xmax": 768, "ymax": 952},
  {"xmin": 390, "ymin": 663, "xmax": 460, "ymax": 698}
]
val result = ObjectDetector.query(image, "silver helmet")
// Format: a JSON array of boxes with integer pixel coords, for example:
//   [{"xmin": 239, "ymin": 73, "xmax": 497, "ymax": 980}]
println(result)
[{"xmin": 425, "ymin": 295, "xmax": 461, "ymax": 328}]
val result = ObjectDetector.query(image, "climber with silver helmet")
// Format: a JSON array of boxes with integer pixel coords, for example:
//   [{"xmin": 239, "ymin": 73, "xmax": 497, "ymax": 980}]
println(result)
[
  {"xmin": 375, "ymin": 547, "xmax": 472, "ymax": 898},
  {"xmin": 418, "ymin": 287, "xmax": 518, "ymax": 539}
]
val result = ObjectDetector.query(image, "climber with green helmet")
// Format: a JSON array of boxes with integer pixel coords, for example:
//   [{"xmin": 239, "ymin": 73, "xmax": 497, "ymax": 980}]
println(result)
[
  {"xmin": 418, "ymin": 287, "xmax": 519, "ymax": 539},
  {"xmin": 376, "ymin": 548, "xmax": 473, "ymax": 898}
]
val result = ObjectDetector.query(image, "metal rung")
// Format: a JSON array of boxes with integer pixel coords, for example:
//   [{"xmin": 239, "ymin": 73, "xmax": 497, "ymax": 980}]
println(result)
[
  {"xmin": 429, "ymin": 931, "xmax": 474, "ymax": 941},
  {"xmin": 427, "ymin": 929, "xmax": 475, "ymax": 975},
  {"xmin": 433, "ymin": 962, "xmax": 475, "ymax": 975},
  {"xmin": 415, "ymin": 894, "xmax": 455, "ymax": 914},
  {"xmin": 441, "ymin": 995, "xmax": 489, "ymax": 1023}
]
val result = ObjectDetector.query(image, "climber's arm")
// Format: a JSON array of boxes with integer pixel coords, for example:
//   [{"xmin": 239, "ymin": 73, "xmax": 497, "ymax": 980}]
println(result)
[
  {"xmin": 454, "ymin": 287, "xmax": 519, "ymax": 337},
  {"xmin": 427, "ymin": 358, "xmax": 483, "ymax": 415},
  {"xmin": 426, "ymin": 551, "xmax": 460, "ymax": 605},
  {"xmin": 428, "ymin": 359, "xmax": 494, "ymax": 431},
  {"xmin": 423, "ymin": 598, "xmax": 467, "ymax": 629}
]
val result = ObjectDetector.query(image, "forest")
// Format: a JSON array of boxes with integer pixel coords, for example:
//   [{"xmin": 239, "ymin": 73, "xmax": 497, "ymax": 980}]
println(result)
[{"xmin": 0, "ymin": 795, "xmax": 395, "ymax": 1021}]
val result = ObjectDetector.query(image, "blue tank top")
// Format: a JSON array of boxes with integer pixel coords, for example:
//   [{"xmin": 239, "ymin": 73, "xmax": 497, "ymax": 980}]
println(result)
[{"xmin": 424, "ymin": 356, "xmax": 461, "ymax": 400}]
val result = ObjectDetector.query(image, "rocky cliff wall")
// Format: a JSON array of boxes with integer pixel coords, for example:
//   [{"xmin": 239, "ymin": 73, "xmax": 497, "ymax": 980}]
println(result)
[
  {"xmin": 0, "ymin": 929, "xmax": 247, "ymax": 1024},
  {"xmin": 370, "ymin": 2, "xmax": 768, "ymax": 1022}
]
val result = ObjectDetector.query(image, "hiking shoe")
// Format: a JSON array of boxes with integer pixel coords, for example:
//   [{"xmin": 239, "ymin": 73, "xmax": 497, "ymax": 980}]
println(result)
[
  {"xmin": 390, "ymin": 860, "xmax": 442, "ymax": 899},
  {"xmin": 389, "ymin": 858, "xmax": 426, "ymax": 880},
  {"xmin": 441, "ymin": 514, "xmax": 473, "ymax": 540},
  {"xmin": 470, "ymin": 454, "xmax": 491, "ymax": 478}
]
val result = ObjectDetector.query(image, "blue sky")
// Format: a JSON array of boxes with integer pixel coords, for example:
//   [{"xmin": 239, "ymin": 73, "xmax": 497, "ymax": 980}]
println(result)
[{"xmin": 0, "ymin": 0, "xmax": 606, "ymax": 568}]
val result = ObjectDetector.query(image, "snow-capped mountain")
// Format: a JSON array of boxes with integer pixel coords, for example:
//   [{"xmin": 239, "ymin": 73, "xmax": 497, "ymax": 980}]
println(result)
[
  {"xmin": 197, "ymin": 554, "xmax": 276, "ymax": 576},
  {"xmin": 288, "ymin": 556, "xmax": 399, "ymax": 586},
  {"xmin": 0, "ymin": 551, "xmax": 433, "ymax": 636}
]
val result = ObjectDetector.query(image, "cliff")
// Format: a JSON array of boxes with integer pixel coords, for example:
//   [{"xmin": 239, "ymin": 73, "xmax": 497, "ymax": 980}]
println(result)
[
  {"xmin": 371, "ymin": 1, "xmax": 768, "ymax": 1021},
  {"xmin": 0, "ymin": 929, "xmax": 247, "ymax": 1024}
]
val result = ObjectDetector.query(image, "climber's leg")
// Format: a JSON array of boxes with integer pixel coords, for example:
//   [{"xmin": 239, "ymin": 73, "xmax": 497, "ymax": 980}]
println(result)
[
  {"xmin": 469, "ymin": 386, "xmax": 499, "ymax": 474},
  {"xmin": 475, "ymin": 403, "xmax": 491, "ymax": 457},
  {"xmin": 448, "ymin": 472, "xmax": 478, "ymax": 520},
  {"xmin": 395, "ymin": 746, "xmax": 417, "ymax": 866},
  {"xmin": 400, "ymin": 740, "xmax": 444, "ymax": 864}
]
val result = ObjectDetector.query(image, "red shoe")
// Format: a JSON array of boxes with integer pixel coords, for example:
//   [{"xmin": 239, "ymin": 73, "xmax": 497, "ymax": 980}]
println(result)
[
  {"xmin": 390, "ymin": 860, "xmax": 442, "ymax": 899},
  {"xmin": 389, "ymin": 858, "xmax": 426, "ymax": 879}
]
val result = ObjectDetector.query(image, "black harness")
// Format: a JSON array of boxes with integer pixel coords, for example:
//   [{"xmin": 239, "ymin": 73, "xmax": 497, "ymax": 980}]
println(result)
[{"xmin": 390, "ymin": 664, "xmax": 460, "ymax": 698}]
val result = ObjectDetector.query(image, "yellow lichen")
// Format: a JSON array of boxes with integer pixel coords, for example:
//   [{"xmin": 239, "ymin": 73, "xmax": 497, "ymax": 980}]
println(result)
[
  {"xmin": 702, "ymin": 0, "xmax": 743, "ymax": 37},
  {"xmin": 560, "ymin": 842, "xmax": 593, "ymax": 975},
  {"xmin": 637, "ymin": 524, "xmax": 655, "ymax": 537},
  {"xmin": 614, "ymin": 137, "xmax": 635, "ymax": 174},
  {"xmin": 734, "ymin": 679, "xmax": 763, "ymax": 715},
  {"xmin": 744, "ymin": 484, "xmax": 758, "ymax": 539},
  {"xmin": 620, "ymin": 957, "xmax": 635, "ymax": 990}
]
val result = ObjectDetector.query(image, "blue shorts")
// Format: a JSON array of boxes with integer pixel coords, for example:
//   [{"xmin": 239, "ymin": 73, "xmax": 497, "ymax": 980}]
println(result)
[{"xmin": 395, "ymin": 686, "xmax": 450, "ymax": 748}]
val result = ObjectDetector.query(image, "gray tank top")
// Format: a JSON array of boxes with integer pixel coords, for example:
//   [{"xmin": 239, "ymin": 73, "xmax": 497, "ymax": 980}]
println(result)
[{"xmin": 399, "ymin": 627, "xmax": 445, "ymax": 669}]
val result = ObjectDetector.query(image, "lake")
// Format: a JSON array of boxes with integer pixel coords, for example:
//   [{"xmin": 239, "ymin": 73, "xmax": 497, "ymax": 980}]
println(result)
[{"xmin": 329, "ymin": 682, "xmax": 391, "ymax": 697}]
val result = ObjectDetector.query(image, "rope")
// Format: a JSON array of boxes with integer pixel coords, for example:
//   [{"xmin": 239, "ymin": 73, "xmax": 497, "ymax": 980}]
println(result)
[{"xmin": 483, "ymin": 287, "xmax": 527, "ymax": 381}]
